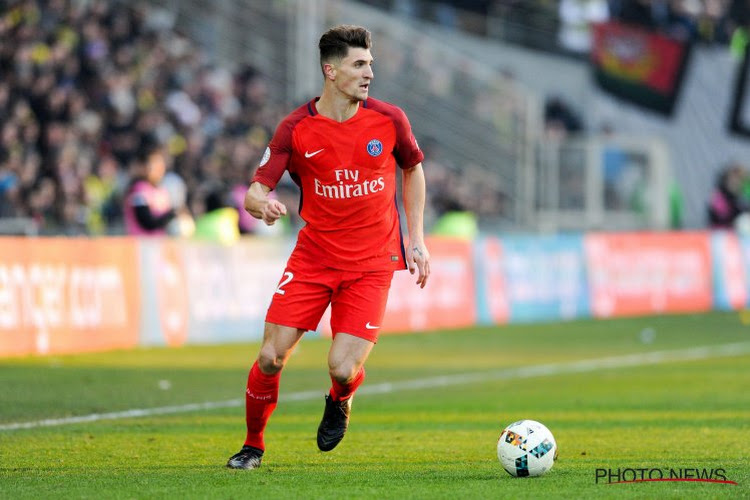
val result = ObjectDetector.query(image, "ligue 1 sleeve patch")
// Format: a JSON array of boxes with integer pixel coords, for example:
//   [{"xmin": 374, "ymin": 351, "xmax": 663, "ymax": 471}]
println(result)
[
  {"xmin": 259, "ymin": 146, "xmax": 271, "ymax": 166},
  {"xmin": 367, "ymin": 139, "xmax": 383, "ymax": 157}
]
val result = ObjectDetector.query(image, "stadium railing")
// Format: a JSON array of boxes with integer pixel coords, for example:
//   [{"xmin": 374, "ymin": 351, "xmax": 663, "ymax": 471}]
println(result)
[
  {"xmin": 530, "ymin": 136, "xmax": 672, "ymax": 232},
  {"xmin": 0, "ymin": 218, "xmax": 38, "ymax": 236}
]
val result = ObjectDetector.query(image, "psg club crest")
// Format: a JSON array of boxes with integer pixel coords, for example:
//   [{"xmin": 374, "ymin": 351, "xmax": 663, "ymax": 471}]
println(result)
[{"xmin": 367, "ymin": 139, "xmax": 383, "ymax": 157}]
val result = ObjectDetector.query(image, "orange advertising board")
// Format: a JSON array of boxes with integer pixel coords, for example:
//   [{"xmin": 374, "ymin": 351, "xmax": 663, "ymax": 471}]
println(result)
[
  {"xmin": 585, "ymin": 232, "xmax": 712, "ymax": 317},
  {"xmin": 380, "ymin": 237, "xmax": 477, "ymax": 333},
  {"xmin": 155, "ymin": 240, "xmax": 189, "ymax": 347},
  {"xmin": 0, "ymin": 238, "xmax": 140, "ymax": 357},
  {"xmin": 317, "ymin": 237, "xmax": 477, "ymax": 337}
]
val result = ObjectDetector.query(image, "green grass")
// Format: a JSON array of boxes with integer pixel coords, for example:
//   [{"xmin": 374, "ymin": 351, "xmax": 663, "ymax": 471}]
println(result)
[{"xmin": 1, "ymin": 312, "xmax": 749, "ymax": 499}]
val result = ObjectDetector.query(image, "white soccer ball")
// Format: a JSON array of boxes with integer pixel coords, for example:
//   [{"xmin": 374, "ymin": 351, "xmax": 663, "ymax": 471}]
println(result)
[{"xmin": 497, "ymin": 419, "xmax": 557, "ymax": 477}]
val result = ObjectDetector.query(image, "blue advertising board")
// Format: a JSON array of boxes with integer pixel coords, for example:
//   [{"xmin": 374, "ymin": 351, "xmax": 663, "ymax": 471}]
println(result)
[{"xmin": 498, "ymin": 234, "xmax": 590, "ymax": 323}]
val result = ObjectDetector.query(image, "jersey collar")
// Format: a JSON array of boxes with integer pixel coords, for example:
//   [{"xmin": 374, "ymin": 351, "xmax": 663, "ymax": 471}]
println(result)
[{"xmin": 308, "ymin": 97, "xmax": 367, "ymax": 120}]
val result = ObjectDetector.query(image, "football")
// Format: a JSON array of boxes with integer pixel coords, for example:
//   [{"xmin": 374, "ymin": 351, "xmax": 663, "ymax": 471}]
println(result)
[{"xmin": 497, "ymin": 419, "xmax": 557, "ymax": 477}]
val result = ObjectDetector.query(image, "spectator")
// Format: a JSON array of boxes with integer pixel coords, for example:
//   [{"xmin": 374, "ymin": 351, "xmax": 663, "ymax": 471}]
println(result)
[
  {"xmin": 610, "ymin": 0, "xmax": 736, "ymax": 44},
  {"xmin": 707, "ymin": 163, "xmax": 749, "ymax": 228},
  {"xmin": 123, "ymin": 140, "xmax": 177, "ymax": 236},
  {"xmin": 0, "ymin": 0, "xmax": 519, "ymax": 235},
  {"xmin": 193, "ymin": 187, "xmax": 240, "ymax": 245},
  {"xmin": 544, "ymin": 95, "xmax": 584, "ymax": 139},
  {"xmin": 430, "ymin": 199, "xmax": 479, "ymax": 239},
  {"xmin": 83, "ymin": 154, "xmax": 122, "ymax": 234},
  {"xmin": 0, "ymin": 1, "xmax": 288, "ymax": 236}
]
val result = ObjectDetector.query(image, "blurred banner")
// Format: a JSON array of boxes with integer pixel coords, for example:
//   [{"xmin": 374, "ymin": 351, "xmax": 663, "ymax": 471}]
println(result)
[
  {"xmin": 139, "ymin": 237, "xmax": 290, "ymax": 347},
  {"xmin": 181, "ymin": 239, "xmax": 290, "ymax": 344},
  {"xmin": 476, "ymin": 237, "xmax": 509, "ymax": 325},
  {"xmin": 382, "ymin": 237, "xmax": 477, "ymax": 333},
  {"xmin": 711, "ymin": 232, "xmax": 747, "ymax": 311},
  {"xmin": 138, "ymin": 239, "xmax": 190, "ymax": 348},
  {"xmin": 0, "ymin": 238, "xmax": 140, "ymax": 357},
  {"xmin": 477, "ymin": 235, "xmax": 590, "ymax": 324},
  {"xmin": 591, "ymin": 21, "xmax": 691, "ymax": 115},
  {"xmin": 1, "ymin": 231, "xmax": 747, "ymax": 357},
  {"xmin": 586, "ymin": 232, "xmax": 712, "ymax": 317},
  {"xmin": 319, "ymin": 237, "xmax": 478, "ymax": 337}
]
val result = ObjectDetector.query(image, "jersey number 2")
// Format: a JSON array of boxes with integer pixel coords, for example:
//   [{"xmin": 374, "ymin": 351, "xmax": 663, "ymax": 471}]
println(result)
[{"xmin": 275, "ymin": 272, "xmax": 293, "ymax": 295}]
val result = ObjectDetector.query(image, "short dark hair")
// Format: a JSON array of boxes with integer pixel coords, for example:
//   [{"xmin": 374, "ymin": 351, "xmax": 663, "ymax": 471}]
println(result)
[{"xmin": 319, "ymin": 25, "xmax": 371, "ymax": 70}]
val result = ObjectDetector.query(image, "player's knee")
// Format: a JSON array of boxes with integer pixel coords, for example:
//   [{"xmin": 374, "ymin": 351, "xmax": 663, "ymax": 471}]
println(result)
[
  {"xmin": 257, "ymin": 349, "xmax": 285, "ymax": 375},
  {"xmin": 328, "ymin": 364, "xmax": 358, "ymax": 385}
]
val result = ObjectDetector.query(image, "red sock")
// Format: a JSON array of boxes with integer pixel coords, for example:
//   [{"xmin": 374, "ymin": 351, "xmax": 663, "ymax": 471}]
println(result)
[
  {"xmin": 330, "ymin": 367, "xmax": 365, "ymax": 401},
  {"xmin": 244, "ymin": 361, "xmax": 281, "ymax": 450}
]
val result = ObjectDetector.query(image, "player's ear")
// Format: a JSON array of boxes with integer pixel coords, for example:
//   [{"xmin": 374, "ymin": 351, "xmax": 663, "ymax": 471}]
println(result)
[{"xmin": 322, "ymin": 61, "xmax": 336, "ymax": 81}]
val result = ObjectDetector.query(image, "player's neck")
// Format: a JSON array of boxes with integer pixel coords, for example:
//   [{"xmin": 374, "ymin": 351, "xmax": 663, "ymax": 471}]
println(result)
[{"xmin": 316, "ymin": 90, "xmax": 360, "ymax": 122}]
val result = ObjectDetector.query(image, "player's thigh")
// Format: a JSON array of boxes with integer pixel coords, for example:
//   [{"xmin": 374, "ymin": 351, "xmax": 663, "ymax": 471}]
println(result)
[
  {"xmin": 330, "ymin": 269, "xmax": 393, "ymax": 343},
  {"xmin": 266, "ymin": 260, "xmax": 333, "ymax": 333}
]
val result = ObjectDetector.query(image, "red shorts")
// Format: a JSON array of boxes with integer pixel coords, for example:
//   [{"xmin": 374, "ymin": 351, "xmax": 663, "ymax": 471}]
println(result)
[{"xmin": 266, "ymin": 252, "xmax": 394, "ymax": 343}]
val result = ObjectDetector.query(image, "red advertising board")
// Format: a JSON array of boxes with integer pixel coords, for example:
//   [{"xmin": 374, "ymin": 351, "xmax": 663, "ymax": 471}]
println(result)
[
  {"xmin": 586, "ymin": 232, "xmax": 712, "ymax": 317},
  {"xmin": 318, "ymin": 237, "xmax": 477, "ymax": 337},
  {"xmin": 0, "ymin": 238, "xmax": 140, "ymax": 356},
  {"xmin": 381, "ymin": 237, "xmax": 477, "ymax": 333}
]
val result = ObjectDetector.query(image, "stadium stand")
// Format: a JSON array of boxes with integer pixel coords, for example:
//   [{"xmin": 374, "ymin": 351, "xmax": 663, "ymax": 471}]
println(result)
[
  {"xmin": 362, "ymin": 0, "xmax": 750, "ymax": 50},
  {"xmin": 4, "ymin": 0, "xmax": 750, "ymax": 235},
  {"xmin": 0, "ymin": 0, "xmax": 288, "ymax": 235},
  {"xmin": 2, "ymin": 0, "xmax": 514, "ymax": 236}
]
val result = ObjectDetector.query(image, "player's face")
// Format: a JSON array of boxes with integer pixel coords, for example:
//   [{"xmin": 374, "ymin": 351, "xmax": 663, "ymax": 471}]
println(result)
[{"xmin": 334, "ymin": 47, "xmax": 373, "ymax": 102}]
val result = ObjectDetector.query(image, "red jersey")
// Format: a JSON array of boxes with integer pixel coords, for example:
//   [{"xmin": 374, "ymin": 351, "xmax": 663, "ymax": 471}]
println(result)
[{"xmin": 253, "ymin": 97, "xmax": 424, "ymax": 272}]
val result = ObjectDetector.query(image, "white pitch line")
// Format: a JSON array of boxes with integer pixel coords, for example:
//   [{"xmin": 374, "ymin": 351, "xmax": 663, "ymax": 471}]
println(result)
[{"xmin": 2, "ymin": 341, "xmax": 750, "ymax": 432}]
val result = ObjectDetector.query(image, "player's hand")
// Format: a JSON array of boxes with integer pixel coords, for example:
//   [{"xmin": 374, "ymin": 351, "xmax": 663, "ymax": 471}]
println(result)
[
  {"xmin": 406, "ymin": 241, "xmax": 430, "ymax": 288},
  {"xmin": 261, "ymin": 199, "xmax": 287, "ymax": 226}
]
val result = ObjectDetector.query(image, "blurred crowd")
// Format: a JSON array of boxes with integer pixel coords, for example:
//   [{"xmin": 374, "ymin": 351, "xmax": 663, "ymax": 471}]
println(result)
[
  {"xmin": 557, "ymin": 0, "xmax": 750, "ymax": 53},
  {"xmin": 0, "ymin": 0, "xmax": 293, "ymax": 236},
  {"xmin": 607, "ymin": 0, "xmax": 750, "ymax": 44},
  {"xmin": 707, "ymin": 162, "xmax": 750, "ymax": 231},
  {"xmin": 1, "ymin": 0, "xmax": 497, "ymax": 237},
  {"xmin": 361, "ymin": 0, "xmax": 750, "ymax": 53},
  {"xmin": 7, "ymin": 0, "xmax": 743, "ymax": 237}
]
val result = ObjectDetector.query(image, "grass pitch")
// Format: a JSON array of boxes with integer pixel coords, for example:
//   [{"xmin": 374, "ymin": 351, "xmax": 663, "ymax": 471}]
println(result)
[{"xmin": 1, "ymin": 312, "xmax": 749, "ymax": 499}]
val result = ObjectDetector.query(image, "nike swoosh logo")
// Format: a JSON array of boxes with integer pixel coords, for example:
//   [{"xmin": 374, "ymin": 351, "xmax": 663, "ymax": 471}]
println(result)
[
  {"xmin": 365, "ymin": 322, "xmax": 380, "ymax": 330},
  {"xmin": 304, "ymin": 149, "xmax": 324, "ymax": 158}
]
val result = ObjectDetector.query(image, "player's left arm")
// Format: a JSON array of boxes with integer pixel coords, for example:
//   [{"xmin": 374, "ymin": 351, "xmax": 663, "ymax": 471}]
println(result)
[{"xmin": 402, "ymin": 162, "xmax": 430, "ymax": 288}]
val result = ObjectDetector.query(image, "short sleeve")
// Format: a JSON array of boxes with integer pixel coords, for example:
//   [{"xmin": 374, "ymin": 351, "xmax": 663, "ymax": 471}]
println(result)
[
  {"xmin": 252, "ymin": 119, "xmax": 294, "ymax": 190},
  {"xmin": 391, "ymin": 107, "xmax": 424, "ymax": 169}
]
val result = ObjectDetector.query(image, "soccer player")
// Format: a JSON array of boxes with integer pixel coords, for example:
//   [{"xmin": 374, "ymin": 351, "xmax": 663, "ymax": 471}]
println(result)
[{"xmin": 226, "ymin": 25, "xmax": 430, "ymax": 469}]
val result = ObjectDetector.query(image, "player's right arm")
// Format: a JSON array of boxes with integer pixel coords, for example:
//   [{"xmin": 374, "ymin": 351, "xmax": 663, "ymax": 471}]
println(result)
[
  {"xmin": 244, "ymin": 182, "xmax": 287, "ymax": 226},
  {"xmin": 246, "ymin": 110, "xmax": 302, "ymax": 226}
]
